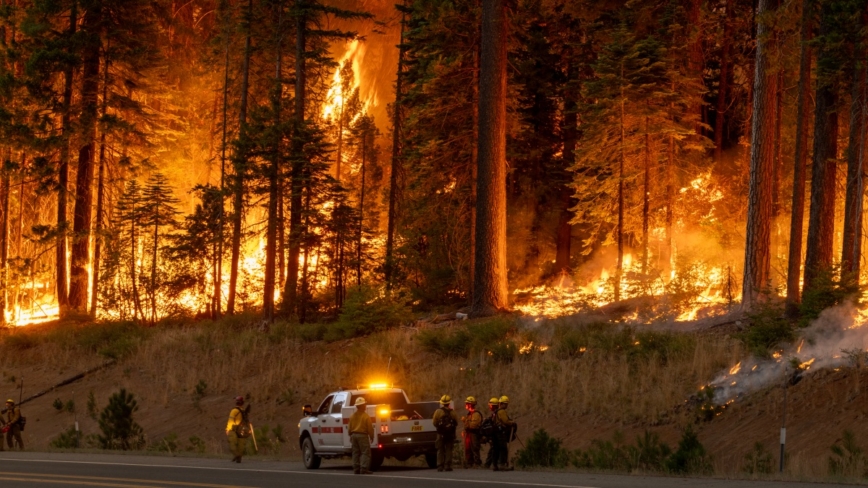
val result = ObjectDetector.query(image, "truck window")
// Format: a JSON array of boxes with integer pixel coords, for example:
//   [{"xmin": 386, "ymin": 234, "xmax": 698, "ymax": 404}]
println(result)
[
  {"xmin": 317, "ymin": 395, "xmax": 334, "ymax": 415},
  {"xmin": 349, "ymin": 391, "xmax": 408, "ymax": 410},
  {"xmin": 331, "ymin": 393, "xmax": 346, "ymax": 414}
]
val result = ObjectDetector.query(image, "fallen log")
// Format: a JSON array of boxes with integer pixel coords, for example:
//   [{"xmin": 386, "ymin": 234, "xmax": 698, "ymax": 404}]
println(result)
[{"xmin": 1, "ymin": 360, "xmax": 116, "ymax": 414}]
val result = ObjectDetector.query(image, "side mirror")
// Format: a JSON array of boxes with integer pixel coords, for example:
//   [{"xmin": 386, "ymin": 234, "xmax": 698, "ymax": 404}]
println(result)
[{"xmin": 303, "ymin": 404, "xmax": 313, "ymax": 417}]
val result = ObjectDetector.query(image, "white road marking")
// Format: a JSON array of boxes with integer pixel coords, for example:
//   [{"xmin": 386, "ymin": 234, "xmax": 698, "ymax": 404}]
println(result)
[{"xmin": 4, "ymin": 458, "xmax": 600, "ymax": 488}]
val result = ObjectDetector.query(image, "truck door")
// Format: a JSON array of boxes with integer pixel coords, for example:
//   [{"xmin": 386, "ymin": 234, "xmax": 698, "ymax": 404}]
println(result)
[
  {"xmin": 313, "ymin": 395, "xmax": 333, "ymax": 450},
  {"xmin": 323, "ymin": 392, "xmax": 347, "ymax": 448}
]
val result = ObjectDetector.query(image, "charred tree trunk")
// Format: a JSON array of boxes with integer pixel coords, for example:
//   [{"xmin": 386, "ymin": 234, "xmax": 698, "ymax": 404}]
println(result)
[
  {"xmin": 772, "ymin": 70, "xmax": 784, "ymax": 220},
  {"xmin": 68, "ymin": 3, "xmax": 103, "ymax": 312},
  {"xmin": 805, "ymin": 7, "xmax": 839, "ymax": 293},
  {"xmin": 284, "ymin": 1, "xmax": 306, "ymax": 315},
  {"xmin": 642, "ymin": 117, "xmax": 651, "ymax": 275},
  {"xmin": 215, "ymin": 39, "xmax": 230, "ymax": 319},
  {"xmin": 56, "ymin": 2, "xmax": 77, "ymax": 313},
  {"xmin": 741, "ymin": 0, "xmax": 778, "ymax": 309},
  {"xmin": 0, "ymin": 156, "xmax": 8, "ymax": 325},
  {"xmin": 615, "ymin": 62, "xmax": 626, "ymax": 302},
  {"xmin": 150, "ymin": 205, "xmax": 159, "ymax": 325},
  {"xmin": 263, "ymin": 6, "xmax": 283, "ymax": 322},
  {"xmin": 384, "ymin": 1, "xmax": 406, "ymax": 290},
  {"xmin": 842, "ymin": 36, "xmax": 867, "ymax": 282},
  {"xmin": 689, "ymin": 0, "xmax": 703, "ymax": 134},
  {"xmin": 90, "ymin": 54, "xmax": 110, "ymax": 318},
  {"xmin": 786, "ymin": 0, "xmax": 813, "ymax": 313},
  {"xmin": 357, "ymin": 132, "xmax": 366, "ymax": 288},
  {"xmin": 714, "ymin": 0, "xmax": 733, "ymax": 162},
  {"xmin": 471, "ymin": 0, "xmax": 509, "ymax": 317},
  {"xmin": 227, "ymin": 0, "xmax": 253, "ymax": 315},
  {"xmin": 555, "ymin": 62, "xmax": 577, "ymax": 276}
]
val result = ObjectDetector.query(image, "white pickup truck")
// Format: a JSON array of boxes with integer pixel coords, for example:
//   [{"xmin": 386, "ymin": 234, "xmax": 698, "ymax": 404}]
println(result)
[{"xmin": 298, "ymin": 386, "xmax": 442, "ymax": 470}]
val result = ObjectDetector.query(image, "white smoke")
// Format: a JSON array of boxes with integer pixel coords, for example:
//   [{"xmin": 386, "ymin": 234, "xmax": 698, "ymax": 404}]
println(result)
[{"xmin": 709, "ymin": 302, "xmax": 868, "ymax": 404}]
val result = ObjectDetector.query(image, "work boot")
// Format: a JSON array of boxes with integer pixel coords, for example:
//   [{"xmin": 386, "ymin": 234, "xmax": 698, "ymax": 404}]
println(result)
[{"xmin": 361, "ymin": 469, "xmax": 373, "ymax": 474}]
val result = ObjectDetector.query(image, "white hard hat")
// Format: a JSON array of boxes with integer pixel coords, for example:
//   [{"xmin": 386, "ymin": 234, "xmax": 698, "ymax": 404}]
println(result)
[{"xmin": 354, "ymin": 397, "xmax": 366, "ymax": 406}]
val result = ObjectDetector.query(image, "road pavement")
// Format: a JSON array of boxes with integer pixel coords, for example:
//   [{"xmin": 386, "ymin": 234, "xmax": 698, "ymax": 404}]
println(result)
[{"xmin": 0, "ymin": 451, "xmax": 857, "ymax": 488}]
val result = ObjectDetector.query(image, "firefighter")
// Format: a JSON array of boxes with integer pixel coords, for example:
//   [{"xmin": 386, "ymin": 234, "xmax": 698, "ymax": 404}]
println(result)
[
  {"xmin": 483, "ymin": 397, "xmax": 499, "ymax": 469},
  {"xmin": 225, "ymin": 396, "xmax": 248, "ymax": 463},
  {"xmin": 5, "ymin": 399, "xmax": 23, "ymax": 450},
  {"xmin": 432, "ymin": 394, "xmax": 459, "ymax": 472},
  {"xmin": 495, "ymin": 395, "xmax": 516, "ymax": 471},
  {"xmin": 349, "ymin": 397, "xmax": 374, "ymax": 474},
  {"xmin": 462, "ymin": 396, "xmax": 483, "ymax": 468}
]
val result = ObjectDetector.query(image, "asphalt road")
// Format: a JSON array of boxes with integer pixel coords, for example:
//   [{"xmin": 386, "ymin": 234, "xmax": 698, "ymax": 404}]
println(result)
[{"xmin": 0, "ymin": 452, "xmax": 858, "ymax": 488}]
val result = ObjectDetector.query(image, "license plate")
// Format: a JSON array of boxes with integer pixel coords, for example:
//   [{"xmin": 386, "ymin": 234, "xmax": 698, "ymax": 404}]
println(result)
[{"xmin": 411, "ymin": 425, "xmax": 423, "ymax": 432}]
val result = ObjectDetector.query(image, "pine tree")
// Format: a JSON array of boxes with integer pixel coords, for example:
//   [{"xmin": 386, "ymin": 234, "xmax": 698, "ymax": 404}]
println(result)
[
  {"xmin": 97, "ymin": 389, "xmax": 144, "ymax": 451},
  {"xmin": 141, "ymin": 172, "xmax": 180, "ymax": 324}
]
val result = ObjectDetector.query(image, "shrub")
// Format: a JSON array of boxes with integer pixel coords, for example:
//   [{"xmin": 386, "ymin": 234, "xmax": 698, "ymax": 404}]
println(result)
[
  {"xmin": 87, "ymin": 391, "xmax": 98, "ymax": 420},
  {"xmin": 75, "ymin": 322, "xmax": 150, "ymax": 359},
  {"xmin": 419, "ymin": 318, "xmax": 517, "ymax": 359},
  {"xmin": 515, "ymin": 429, "xmax": 570, "ymax": 469},
  {"xmin": 192, "ymin": 380, "xmax": 207, "ymax": 411},
  {"xmin": 150, "ymin": 432, "xmax": 180, "ymax": 453},
  {"xmin": 628, "ymin": 431, "xmax": 672, "ymax": 471},
  {"xmin": 327, "ymin": 286, "xmax": 412, "ymax": 340},
  {"xmin": 829, "ymin": 429, "xmax": 865, "ymax": 477},
  {"xmin": 97, "ymin": 389, "xmax": 145, "ymax": 450},
  {"xmin": 801, "ymin": 266, "xmax": 860, "ymax": 325},
  {"xmin": 665, "ymin": 425, "xmax": 712, "ymax": 474},
  {"xmin": 188, "ymin": 435, "xmax": 206, "ymax": 453},
  {"xmin": 65, "ymin": 399, "xmax": 75, "ymax": 413},
  {"xmin": 53, "ymin": 398, "xmax": 63, "ymax": 411},
  {"xmin": 576, "ymin": 436, "xmax": 630, "ymax": 471},
  {"xmin": 743, "ymin": 442, "xmax": 774, "ymax": 475},
  {"xmin": 50, "ymin": 426, "xmax": 80, "ymax": 449},
  {"xmin": 739, "ymin": 301, "xmax": 795, "ymax": 357}
]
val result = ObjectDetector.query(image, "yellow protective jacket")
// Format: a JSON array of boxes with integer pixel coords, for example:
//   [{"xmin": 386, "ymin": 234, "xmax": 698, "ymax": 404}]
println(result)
[
  {"xmin": 496, "ymin": 408, "xmax": 515, "ymax": 428},
  {"xmin": 463, "ymin": 409, "xmax": 483, "ymax": 431},
  {"xmin": 6, "ymin": 406, "xmax": 20, "ymax": 425},
  {"xmin": 349, "ymin": 409, "xmax": 374, "ymax": 439},
  {"xmin": 226, "ymin": 407, "xmax": 242, "ymax": 432}
]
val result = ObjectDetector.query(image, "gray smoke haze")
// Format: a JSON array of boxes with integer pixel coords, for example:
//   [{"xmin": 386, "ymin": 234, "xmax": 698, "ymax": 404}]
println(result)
[{"xmin": 709, "ymin": 302, "xmax": 868, "ymax": 404}]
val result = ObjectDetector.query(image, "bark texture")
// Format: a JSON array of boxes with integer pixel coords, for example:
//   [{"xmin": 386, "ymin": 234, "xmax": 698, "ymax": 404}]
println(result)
[
  {"xmin": 742, "ymin": 0, "xmax": 777, "ymax": 309},
  {"xmin": 471, "ymin": 0, "xmax": 509, "ymax": 316}
]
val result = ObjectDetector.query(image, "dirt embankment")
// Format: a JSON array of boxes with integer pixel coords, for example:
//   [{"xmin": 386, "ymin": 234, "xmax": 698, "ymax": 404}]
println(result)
[{"xmin": 0, "ymin": 317, "xmax": 863, "ymax": 478}]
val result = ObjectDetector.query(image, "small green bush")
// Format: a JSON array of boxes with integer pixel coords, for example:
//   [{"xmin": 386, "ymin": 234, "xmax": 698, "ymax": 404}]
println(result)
[
  {"xmin": 50, "ymin": 426, "xmax": 80, "ymax": 449},
  {"xmin": 628, "ymin": 430, "xmax": 672, "ymax": 471},
  {"xmin": 65, "ymin": 399, "xmax": 75, "ymax": 413},
  {"xmin": 150, "ymin": 432, "xmax": 180, "ymax": 453},
  {"xmin": 53, "ymin": 398, "xmax": 64, "ymax": 411},
  {"xmin": 515, "ymin": 429, "xmax": 570, "ymax": 469},
  {"xmin": 419, "ymin": 318, "xmax": 517, "ymax": 359},
  {"xmin": 188, "ymin": 435, "xmax": 206, "ymax": 453},
  {"xmin": 801, "ymin": 266, "xmax": 860, "ymax": 325},
  {"xmin": 327, "ymin": 286, "xmax": 412, "ymax": 340},
  {"xmin": 74, "ymin": 322, "xmax": 150, "ymax": 359},
  {"xmin": 743, "ymin": 442, "xmax": 774, "ymax": 475},
  {"xmin": 97, "ymin": 388, "xmax": 145, "ymax": 450},
  {"xmin": 739, "ymin": 301, "xmax": 795, "ymax": 358},
  {"xmin": 666, "ymin": 425, "xmax": 712, "ymax": 474},
  {"xmin": 572, "ymin": 430, "xmax": 673, "ymax": 473},
  {"xmin": 829, "ymin": 429, "xmax": 866, "ymax": 477}
]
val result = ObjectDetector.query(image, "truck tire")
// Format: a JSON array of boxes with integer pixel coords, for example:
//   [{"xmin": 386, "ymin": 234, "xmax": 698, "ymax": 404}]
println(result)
[
  {"xmin": 302, "ymin": 437, "xmax": 321, "ymax": 469},
  {"xmin": 370, "ymin": 450, "xmax": 385, "ymax": 471},
  {"xmin": 424, "ymin": 451, "xmax": 437, "ymax": 469}
]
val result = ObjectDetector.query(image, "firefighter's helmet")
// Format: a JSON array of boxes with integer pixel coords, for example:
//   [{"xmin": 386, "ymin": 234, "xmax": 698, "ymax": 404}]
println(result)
[
  {"xmin": 465, "ymin": 396, "xmax": 477, "ymax": 405},
  {"xmin": 488, "ymin": 397, "xmax": 499, "ymax": 405},
  {"xmin": 234, "ymin": 396, "xmax": 244, "ymax": 406},
  {"xmin": 354, "ymin": 397, "xmax": 367, "ymax": 406},
  {"xmin": 499, "ymin": 395, "xmax": 509, "ymax": 404},
  {"xmin": 440, "ymin": 394, "xmax": 452, "ymax": 405}
]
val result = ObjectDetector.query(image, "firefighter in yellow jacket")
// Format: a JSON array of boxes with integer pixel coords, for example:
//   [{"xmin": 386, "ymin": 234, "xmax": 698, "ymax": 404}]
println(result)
[
  {"xmin": 432, "ymin": 395, "xmax": 460, "ymax": 471},
  {"xmin": 225, "ymin": 396, "xmax": 248, "ymax": 463},
  {"xmin": 494, "ymin": 395, "xmax": 516, "ymax": 471},
  {"xmin": 4, "ymin": 399, "xmax": 23, "ymax": 450},
  {"xmin": 349, "ymin": 397, "xmax": 374, "ymax": 474},
  {"xmin": 461, "ymin": 396, "xmax": 483, "ymax": 468}
]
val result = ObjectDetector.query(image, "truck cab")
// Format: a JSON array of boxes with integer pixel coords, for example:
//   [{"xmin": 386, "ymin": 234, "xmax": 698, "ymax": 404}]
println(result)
[{"xmin": 299, "ymin": 386, "xmax": 441, "ymax": 470}]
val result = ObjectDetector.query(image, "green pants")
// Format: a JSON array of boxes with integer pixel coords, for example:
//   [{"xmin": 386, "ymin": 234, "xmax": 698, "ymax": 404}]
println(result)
[
  {"xmin": 464, "ymin": 431, "xmax": 481, "ymax": 466},
  {"xmin": 436, "ymin": 434, "xmax": 455, "ymax": 470},
  {"xmin": 497, "ymin": 433, "xmax": 510, "ymax": 466},
  {"xmin": 227, "ymin": 431, "xmax": 245, "ymax": 458},
  {"xmin": 6, "ymin": 425, "xmax": 23, "ymax": 450},
  {"xmin": 351, "ymin": 433, "xmax": 371, "ymax": 472}
]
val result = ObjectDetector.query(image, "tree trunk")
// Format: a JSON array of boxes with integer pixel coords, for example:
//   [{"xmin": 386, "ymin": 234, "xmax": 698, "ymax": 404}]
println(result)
[
  {"xmin": 0, "ymin": 156, "xmax": 9, "ymax": 325},
  {"xmin": 215, "ymin": 38, "xmax": 230, "ymax": 319},
  {"xmin": 56, "ymin": 2, "xmax": 77, "ymax": 313},
  {"xmin": 68, "ymin": 3, "xmax": 103, "ymax": 312},
  {"xmin": 284, "ymin": 1, "xmax": 305, "ymax": 316},
  {"xmin": 227, "ymin": 0, "xmax": 253, "ymax": 315},
  {"xmin": 471, "ymin": 0, "xmax": 509, "ymax": 317},
  {"xmin": 615, "ymin": 62, "xmax": 626, "ymax": 302},
  {"xmin": 804, "ymin": 6, "xmax": 839, "ymax": 294},
  {"xmin": 90, "ymin": 52, "xmax": 110, "ymax": 318},
  {"xmin": 689, "ymin": 0, "xmax": 703, "ymax": 134},
  {"xmin": 772, "ymin": 69, "xmax": 784, "ymax": 219},
  {"xmin": 554, "ymin": 62, "xmax": 577, "ymax": 276},
  {"xmin": 150, "ymin": 207, "xmax": 159, "ymax": 325},
  {"xmin": 842, "ymin": 36, "xmax": 867, "ymax": 281},
  {"xmin": 357, "ymin": 131, "xmax": 366, "ymax": 287},
  {"xmin": 741, "ymin": 0, "xmax": 778, "ymax": 309},
  {"xmin": 714, "ymin": 0, "xmax": 733, "ymax": 162},
  {"xmin": 384, "ymin": 1, "xmax": 406, "ymax": 290},
  {"xmin": 785, "ymin": 0, "xmax": 813, "ymax": 313},
  {"xmin": 130, "ymin": 206, "xmax": 141, "ymax": 322},
  {"xmin": 263, "ymin": 6, "xmax": 282, "ymax": 322}
]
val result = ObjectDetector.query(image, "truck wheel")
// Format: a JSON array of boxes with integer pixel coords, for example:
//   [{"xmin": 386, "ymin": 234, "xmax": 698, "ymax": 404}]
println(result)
[
  {"xmin": 302, "ymin": 437, "xmax": 321, "ymax": 469},
  {"xmin": 424, "ymin": 451, "xmax": 437, "ymax": 469},
  {"xmin": 370, "ymin": 450, "xmax": 385, "ymax": 471}
]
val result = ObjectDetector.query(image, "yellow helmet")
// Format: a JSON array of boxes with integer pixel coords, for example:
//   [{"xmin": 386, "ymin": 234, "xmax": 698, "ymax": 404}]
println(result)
[
  {"xmin": 354, "ymin": 397, "xmax": 367, "ymax": 406},
  {"xmin": 499, "ymin": 395, "xmax": 509, "ymax": 404},
  {"xmin": 465, "ymin": 396, "xmax": 477, "ymax": 405},
  {"xmin": 488, "ymin": 397, "xmax": 499, "ymax": 405},
  {"xmin": 440, "ymin": 394, "xmax": 452, "ymax": 405},
  {"xmin": 4, "ymin": 399, "xmax": 12, "ymax": 404}
]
